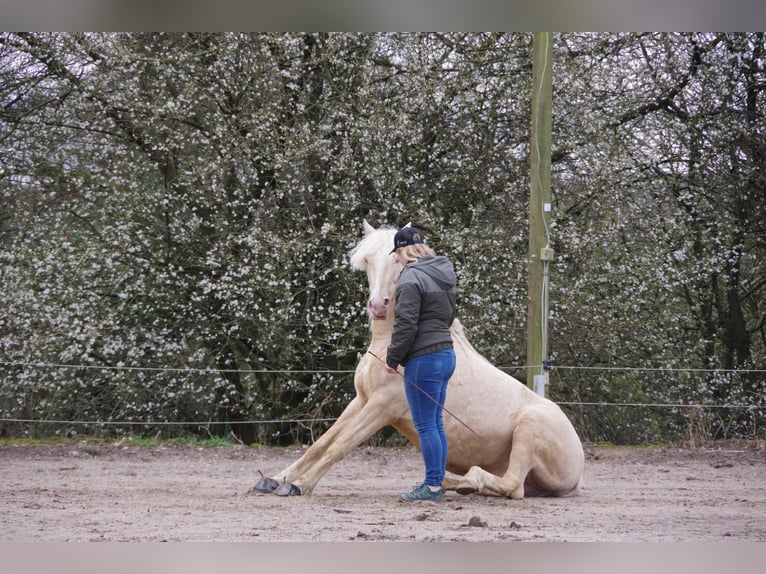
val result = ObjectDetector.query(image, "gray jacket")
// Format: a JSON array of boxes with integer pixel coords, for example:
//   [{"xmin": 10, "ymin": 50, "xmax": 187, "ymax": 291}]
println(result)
[{"xmin": 386, "ymin": 255, "xmax": 457, "ymax": 369}]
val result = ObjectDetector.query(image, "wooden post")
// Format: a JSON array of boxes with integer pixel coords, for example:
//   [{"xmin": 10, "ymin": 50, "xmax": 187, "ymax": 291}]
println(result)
[{"xmin": 526, "ymin": 32, "xmax": 553, "ymax": 393}]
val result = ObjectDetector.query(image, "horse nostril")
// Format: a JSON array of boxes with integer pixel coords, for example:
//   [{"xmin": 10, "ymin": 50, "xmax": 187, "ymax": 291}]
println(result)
[{"xmin": 383, "ymin": 297, "xmax": 391, "ymax": 307}]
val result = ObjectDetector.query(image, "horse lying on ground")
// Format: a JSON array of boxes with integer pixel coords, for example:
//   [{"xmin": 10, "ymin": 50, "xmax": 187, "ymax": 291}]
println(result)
[{"xmin": 254, "ymin": 220, "xmax": 584, "ymax": 499}]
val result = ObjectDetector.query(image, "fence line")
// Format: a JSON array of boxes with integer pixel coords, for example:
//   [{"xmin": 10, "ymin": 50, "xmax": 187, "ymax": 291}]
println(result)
[
  {"xmin": 556, "ymin": 402, "xmax": 762, "ymax": 410},
  {"xmin": 0, "ymin": 417, "xmax": 338, "ymax": 426},
  {"xmin": 550, "ymin": 365, "xmax": 766, "ymax": 373},
  {"xmin": 0, "ymin": 361, "xmax": 355, "ymax": 375},
  {"xmin": 1, "ymin": 360, "xmax": 762, "ymax": 429},
  {"xmin": 2, "ymin": 360, "xmax": 764, "ymax": 375},
  {"xmin": 1, "ymin": 401, "xmax": 762, "ymax": 429}
]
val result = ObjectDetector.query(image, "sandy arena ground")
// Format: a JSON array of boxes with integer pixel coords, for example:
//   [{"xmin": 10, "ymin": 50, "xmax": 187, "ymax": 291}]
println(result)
[{"xmin": 1, "ymin": 440, "xmax": 765, "ymax": 542}]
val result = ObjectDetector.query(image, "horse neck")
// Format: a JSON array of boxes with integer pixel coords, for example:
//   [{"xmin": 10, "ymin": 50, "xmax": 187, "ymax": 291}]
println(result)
[{"xmin": 368, "ymin": 315, "xmax": 394, "ymax": 354}]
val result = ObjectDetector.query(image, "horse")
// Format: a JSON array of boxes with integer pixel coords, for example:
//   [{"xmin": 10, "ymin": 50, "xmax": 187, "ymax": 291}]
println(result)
[{"xmin": 253, "ymin": 219, "xmax": 585, "ymax": 499}]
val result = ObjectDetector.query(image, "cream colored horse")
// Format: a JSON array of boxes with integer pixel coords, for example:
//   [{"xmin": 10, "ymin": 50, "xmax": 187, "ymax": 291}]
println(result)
[{"xmin": 253, "ymin": 220, "xmax": 584, "ymax": 499}]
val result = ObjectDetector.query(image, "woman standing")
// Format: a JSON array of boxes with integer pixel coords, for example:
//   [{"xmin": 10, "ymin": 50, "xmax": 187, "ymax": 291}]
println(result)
[{"xmin": 384, "ymin": 226, "xmax": 457, "ymax": 502}]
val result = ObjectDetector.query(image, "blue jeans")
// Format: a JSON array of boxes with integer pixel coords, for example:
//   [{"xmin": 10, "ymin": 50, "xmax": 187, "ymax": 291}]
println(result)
[{"xmin": 403, "ymin": 348, "xmax": 456, "ymax": 487}]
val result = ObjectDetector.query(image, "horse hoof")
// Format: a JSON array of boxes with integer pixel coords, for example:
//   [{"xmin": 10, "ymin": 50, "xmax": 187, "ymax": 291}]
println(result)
[
  {"xmin": 252, "ymin": 475, "xmax": 281, "ymax": 494},
  {"xmin": 274, "ymin": 481, "xmax": 302, "ymax": 496},
  {"xmin": 456, "ymin": 485, "xmax": 478, "ymax": 496}
]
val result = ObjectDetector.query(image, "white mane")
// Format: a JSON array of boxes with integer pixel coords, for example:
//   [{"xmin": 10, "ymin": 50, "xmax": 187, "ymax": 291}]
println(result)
[{"xmin": 348, "ymin": 225, "xmax": 396, "ymax": 270}]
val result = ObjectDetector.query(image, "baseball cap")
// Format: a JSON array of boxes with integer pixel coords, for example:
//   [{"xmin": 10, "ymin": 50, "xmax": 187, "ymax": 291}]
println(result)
[{"xmin": 390, "ymin": 226, "xmax": 425, "ymax": 253}]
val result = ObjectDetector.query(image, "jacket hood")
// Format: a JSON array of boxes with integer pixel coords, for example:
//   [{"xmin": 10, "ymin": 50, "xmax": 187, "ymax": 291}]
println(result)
[{"xmin": 409, "ymin": 256, "xmax": 457, "ymax": 289}]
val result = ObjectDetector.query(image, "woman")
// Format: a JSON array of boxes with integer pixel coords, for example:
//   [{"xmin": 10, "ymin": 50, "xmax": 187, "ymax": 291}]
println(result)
[{"xmin": 384, "ymin": 226, "xmax": 457, "ymax": 502}]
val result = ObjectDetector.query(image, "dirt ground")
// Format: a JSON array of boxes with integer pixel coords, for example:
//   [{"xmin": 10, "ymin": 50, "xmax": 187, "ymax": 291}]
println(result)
[{"xmin": 1, "ymin": 440, "xmax": 765, "ymax": 542}]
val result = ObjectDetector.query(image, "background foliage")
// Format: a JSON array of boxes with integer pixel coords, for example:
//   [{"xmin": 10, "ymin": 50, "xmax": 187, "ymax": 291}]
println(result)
[{"xmin": 1, "ymin": 33, "xmax": 764, "ymax": 445}]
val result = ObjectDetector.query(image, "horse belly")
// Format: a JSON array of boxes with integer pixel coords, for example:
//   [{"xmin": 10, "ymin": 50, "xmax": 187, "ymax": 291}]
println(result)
[{"xmin": 445, "ymin": 432, "xmax": 512, "ymax": 476}]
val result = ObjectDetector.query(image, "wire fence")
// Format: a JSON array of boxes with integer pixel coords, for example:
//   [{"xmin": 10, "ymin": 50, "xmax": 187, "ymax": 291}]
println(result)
[
  {"xmin": 4, "ymin": 359, "xmax": 765, "ymax": 374},
  {"xmin": 1, "ymin": 359, "xmax": 763, "ymax": 430}
]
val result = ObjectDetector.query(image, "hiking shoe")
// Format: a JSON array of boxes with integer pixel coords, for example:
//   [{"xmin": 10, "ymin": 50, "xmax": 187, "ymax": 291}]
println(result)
[{"xmin": 400, "ymin": 483, "xmax": 444, "ymax": 502}]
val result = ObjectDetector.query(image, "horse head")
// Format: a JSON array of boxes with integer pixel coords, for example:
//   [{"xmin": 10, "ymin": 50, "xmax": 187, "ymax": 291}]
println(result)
[{"xmin": 349, "ymin": 220, "xmax": 401, "ymax": 321}]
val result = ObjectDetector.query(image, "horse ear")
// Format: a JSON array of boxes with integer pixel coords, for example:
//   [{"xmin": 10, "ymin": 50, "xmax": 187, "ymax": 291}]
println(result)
[
  {"xmin": 363, "ymin": 219, "xmax": 376, "ymax": 236},
  {"xmin": 404, "ymin": 222, "xmax": 412, "ymax": 228}
]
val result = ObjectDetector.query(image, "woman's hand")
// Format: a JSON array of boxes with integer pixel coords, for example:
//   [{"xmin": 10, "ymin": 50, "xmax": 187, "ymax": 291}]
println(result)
[{"xmin": 384, "ymin": 365, "xmax": 400, "ymax": 376}]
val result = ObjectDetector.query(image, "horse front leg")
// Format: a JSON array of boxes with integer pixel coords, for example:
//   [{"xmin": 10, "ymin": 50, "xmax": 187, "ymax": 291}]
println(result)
[{"xmin": 253, "ymin": 394, "xmax": 396, "ymax": 496}]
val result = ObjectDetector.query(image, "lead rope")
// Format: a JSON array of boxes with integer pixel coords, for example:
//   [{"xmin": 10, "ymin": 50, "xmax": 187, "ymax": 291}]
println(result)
[{"xmin": 367, "ymin": 350, "xmax": 480, "ymax": 438}]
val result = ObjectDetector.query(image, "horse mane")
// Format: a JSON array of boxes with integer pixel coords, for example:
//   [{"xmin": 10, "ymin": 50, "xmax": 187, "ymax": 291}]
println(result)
[
  {"xmin": 348, "ymin": 225, "xmax": 396, "ymax": 270},
  {"xmin": 449, "ymin": 318, "xmax": 495, "ymax": 368}
]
